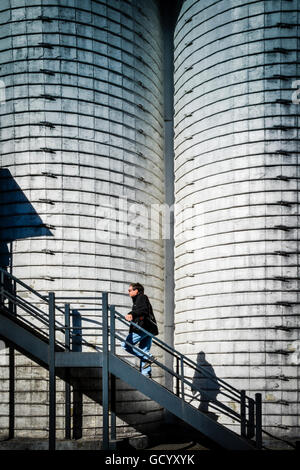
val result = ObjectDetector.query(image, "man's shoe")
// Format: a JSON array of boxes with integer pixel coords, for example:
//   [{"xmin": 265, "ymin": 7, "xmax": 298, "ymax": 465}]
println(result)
[{"xmin": 142, "ymin": 356, "xmax": 155, "ymax": 369}]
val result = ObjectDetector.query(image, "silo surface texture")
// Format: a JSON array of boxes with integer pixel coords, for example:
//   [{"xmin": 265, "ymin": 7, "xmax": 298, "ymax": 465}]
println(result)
[
  {"xmin": 0, "ymin": 0, "xmax": 165, "ymax": 440},
  {"xmin": 174, "ymin": 0, "xmax": 300, "ymax": 444}
]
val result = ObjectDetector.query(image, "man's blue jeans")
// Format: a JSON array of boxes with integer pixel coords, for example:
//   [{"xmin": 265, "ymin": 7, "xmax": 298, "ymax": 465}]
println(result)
[{"xmin": 122, "ymin": 331, "xmax": 152, "ymax": 376}]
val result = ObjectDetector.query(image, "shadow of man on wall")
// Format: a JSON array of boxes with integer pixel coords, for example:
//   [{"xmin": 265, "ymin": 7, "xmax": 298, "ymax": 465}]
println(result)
[{"xmin": 191, "ymin": 351, "xmax": 221, "ymax": 421}]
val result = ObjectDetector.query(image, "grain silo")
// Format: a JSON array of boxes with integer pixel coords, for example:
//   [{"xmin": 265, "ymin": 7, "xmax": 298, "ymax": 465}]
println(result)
[
  {"xmin": 0, "ymin": 0, "xmax": 165, "ymax": 441},
  {"xmin": 174, "ymin": 0, "xmax": 300, "ymax": 444}
]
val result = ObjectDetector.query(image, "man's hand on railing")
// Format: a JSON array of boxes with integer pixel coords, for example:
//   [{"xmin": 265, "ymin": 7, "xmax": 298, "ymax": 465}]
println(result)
[{"xmin": 125, "ymin": 313, "xmax": 133, "ymax": 321}]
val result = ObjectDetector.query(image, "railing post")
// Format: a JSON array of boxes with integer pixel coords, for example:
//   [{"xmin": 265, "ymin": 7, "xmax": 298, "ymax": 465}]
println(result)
[
  {"xmin": 176, "ymin": 356, "xmax": 180, "ymax": 397},
  {"xmin": 240, "ymin": 390, "xmax": 246, "ymax": 437},
  {"xmin": 72, "ymin": 309, "xmax": 82, "ymax": 352},
  {"xmin": 110, "ymin": 305, "xmax": 116, "ymax": 443},
  {"xmin": 0, "ymin": 269, "xmax": 5, "ymax": 306},
  {"xmin": 180, "ymin": 356, "xmax": 185, "ymax": 400},
  {"xmin": 110, "ymin": 305, "xmax": 116, "ymax": 356},
  {"xmin": 247, "ymin": 397, "xmax": 255, "ymax": 439},
  {"xmin": 9, "ymin": 276, "xmax": 16, "ymax": 439},
  {"xmin": 64, "ymin": 303, "xmax": 71, "ymax": 440},
  {"xmin": 13, "ymin": 279, "xmax": 16, "ymax": 315},
  {"xmin": 8, "ymin": 276, "xmax": 13, "ymax": 314},
  {"xmin": 8, "ymin": 346, "xmax": 15, "ymax": 440},
  {"xmin": 48, "ymin": 291, "xmax": 56, "ymax": 451},
  {"xmin": 102, "ymin": 292, "xmax": 109, "ymax": 450},
  {"xmin": 72, "ymin": 309, "xmax": 82, "ymax": 439},
  {"xmin": 255, "ymin": 393, "xmax": 262, "ymax": 449},
  {"xmin": 65, "ymin": 303, "xmax": 70, "ymax": 351}
]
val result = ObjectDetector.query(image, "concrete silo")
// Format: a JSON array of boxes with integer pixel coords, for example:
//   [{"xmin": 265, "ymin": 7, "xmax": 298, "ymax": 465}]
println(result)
[
  {"xmin": 174, "ymin": 0, "xmax": 300, "ymax": 444},
  {"xmin": 0, "ymin": 0, "xmax": 165, "ymax": 441}
]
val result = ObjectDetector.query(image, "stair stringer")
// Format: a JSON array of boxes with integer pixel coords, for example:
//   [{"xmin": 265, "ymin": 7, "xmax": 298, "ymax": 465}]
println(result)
[{"xmin": 109, "ymin": 354, "xmax": 255, "ymax": 451}]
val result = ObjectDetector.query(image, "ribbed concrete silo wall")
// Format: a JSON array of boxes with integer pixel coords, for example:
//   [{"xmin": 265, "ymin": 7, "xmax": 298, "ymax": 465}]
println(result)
[
  {"xmin": 0, "ymin": 0, "xmax": 164, "ymax": 440},
  {"xmin": 174, "ymin": 0, "xmax": 300, "ymax": 444}
]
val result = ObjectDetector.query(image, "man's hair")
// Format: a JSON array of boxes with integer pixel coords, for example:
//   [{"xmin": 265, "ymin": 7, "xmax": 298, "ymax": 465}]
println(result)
[{"xmin": 130, "ymin": 282, "xmax": 144, "ymax": 293}]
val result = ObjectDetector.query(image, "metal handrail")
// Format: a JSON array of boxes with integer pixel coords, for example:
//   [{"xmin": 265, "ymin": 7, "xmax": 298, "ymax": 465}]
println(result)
[
  {"xmin": 0, "ymin": 269, "xmax": 103, "ymax": 354},
  {"xmin": 2, "ymin": 289, "xmax": 50, "ymax": 325},
  {"xmin": 0, "ymin": 271, "xmax": 263, "ymax": 448},
  {"xmin": 0, "ymin": 269, "xmax": 67, "ymax": 349},
  {"xmin": 111, "ymin": 314, "xmax": 243, "ymax": 421},
  {"xmin": 115, "ymin": 330, "xmax": 242, "ymax": 421},
  {"xmin": 55, "ymin": 297, "xmax": 102, "ymax": 301},
  {"xmin": 0, "ymin": 267, "xmax": 47, "ymax": 301},
  {"xmin": 108, "ymin": 304, "xmax": 265, "ymax": 447},
  {"xmin": 111, "ymin": 307, "xmax": 244, "ymax": 402},
  {"xmin": 0, "ymin": 267, "xmax": 248, "ymax": 402}
]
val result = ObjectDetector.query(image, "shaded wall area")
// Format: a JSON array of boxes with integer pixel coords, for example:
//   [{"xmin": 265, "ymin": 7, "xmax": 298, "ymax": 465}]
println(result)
[{"xmin": 0, "ymin": 168, "xmax": 53, "ymax": 268}]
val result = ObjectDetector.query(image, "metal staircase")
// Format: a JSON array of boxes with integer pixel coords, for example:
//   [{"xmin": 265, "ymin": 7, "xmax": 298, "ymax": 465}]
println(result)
[{"xmin": 0, "ymin": 267, "xmax": 262, "ymax": 451}]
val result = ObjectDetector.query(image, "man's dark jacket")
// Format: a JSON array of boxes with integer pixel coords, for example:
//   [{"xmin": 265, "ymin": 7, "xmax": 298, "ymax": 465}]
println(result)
[{"xmin": 128, "ymin": 292, "xmax": 158, "ymax": 335}]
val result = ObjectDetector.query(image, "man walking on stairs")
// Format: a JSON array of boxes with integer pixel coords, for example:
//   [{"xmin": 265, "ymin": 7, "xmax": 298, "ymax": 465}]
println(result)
[{"xmin": 122, "ymin": 282, "xmax": 158, "ymax": 378}]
